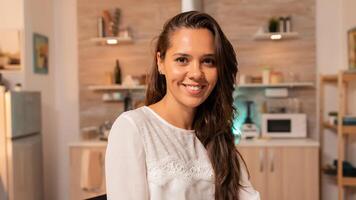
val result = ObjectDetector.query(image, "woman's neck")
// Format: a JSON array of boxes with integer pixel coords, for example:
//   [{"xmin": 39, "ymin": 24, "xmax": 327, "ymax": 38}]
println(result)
[{"xmin": 148, "ymin": 96, "xmax": 195, "ymax": 130}]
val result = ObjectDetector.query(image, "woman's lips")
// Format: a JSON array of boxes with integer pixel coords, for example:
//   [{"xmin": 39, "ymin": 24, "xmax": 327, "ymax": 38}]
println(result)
[{"xmin": 182, "ymin": 83, "xmax": 206, "ymax": 95}]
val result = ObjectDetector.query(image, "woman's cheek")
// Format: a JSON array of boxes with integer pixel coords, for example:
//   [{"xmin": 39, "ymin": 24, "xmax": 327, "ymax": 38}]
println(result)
[
  {"xmin": 171, "ymin": 66, "xmax": 186, "ymax": 77},
  {"xmin": 206, "ymin": 69, "xmax": 218, "ymax": 85}
]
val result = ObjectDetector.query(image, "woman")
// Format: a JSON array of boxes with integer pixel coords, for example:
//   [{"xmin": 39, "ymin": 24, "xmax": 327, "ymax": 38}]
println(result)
[{"xmin": 105, "ymin": 11, "xmax": 260, "ymax": 200}]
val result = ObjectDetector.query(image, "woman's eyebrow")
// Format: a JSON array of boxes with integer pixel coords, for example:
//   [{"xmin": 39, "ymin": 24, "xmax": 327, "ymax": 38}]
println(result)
[
  {"xmin": 203, "ymin": 54, "xmax": 215, "ymax": 57},
  {"xmin": 172, "ymin": 53, "xmax": 191, "ymax": 57},
  {"xmin": 172, "ymin": 53, "xmax": 215, "ymax": 57}
]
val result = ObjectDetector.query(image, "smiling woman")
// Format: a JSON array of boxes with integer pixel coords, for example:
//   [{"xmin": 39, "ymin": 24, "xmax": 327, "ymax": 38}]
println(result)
[
  {"xmin": 156, "ymin": 28, "xmax": 218, "ymax": 110},
  {"xmin": 105, "ymin": 11, "xmax": 260, "ymax": 200}
]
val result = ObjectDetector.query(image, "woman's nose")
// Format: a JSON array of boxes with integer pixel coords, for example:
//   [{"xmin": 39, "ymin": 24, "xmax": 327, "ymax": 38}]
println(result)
[{"xmin": 187, "ymin": 61, "xmax": 204, "ymax": 80}]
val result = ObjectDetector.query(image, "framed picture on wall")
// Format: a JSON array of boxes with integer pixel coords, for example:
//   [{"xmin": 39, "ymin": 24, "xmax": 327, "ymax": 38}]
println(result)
[
  {"xmin": 33, "ymin": 33, "xmax": 49, "ymax": 74},
  {"xmin": 0, "ymin": 30, "xmax": 21, "ymax": 70},
  {"xmin": 348, "ymin": 27, "xmax": 356, "ymax": 71}
]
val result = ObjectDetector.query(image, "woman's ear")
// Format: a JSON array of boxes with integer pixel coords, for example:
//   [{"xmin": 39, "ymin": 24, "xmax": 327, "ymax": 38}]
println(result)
[{"xmin": 156, "ymin": 52, "xmax": 165, "ymax": 75}]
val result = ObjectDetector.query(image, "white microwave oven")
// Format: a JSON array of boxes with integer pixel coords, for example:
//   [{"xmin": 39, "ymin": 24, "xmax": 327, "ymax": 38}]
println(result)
[{"xmin": 261, "ymin": 113, "xmax": 307, "ymax": 138}]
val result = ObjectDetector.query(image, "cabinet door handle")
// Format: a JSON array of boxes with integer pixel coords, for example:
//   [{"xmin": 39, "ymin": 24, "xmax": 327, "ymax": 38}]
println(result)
[
  {"xmin": 269, "ymin": 150, "xmax": 274, "ymax": 173},
  {"xmin": 259, "ymin": 149, "xmax": 264, "ymax": 172}
]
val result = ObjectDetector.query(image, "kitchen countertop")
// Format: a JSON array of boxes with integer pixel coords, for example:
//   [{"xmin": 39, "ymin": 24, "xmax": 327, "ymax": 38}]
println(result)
[
  {"xmin": 69, "ymin": 140, "xmax": 107, "ymax": 148},
  {"xmin": 69, "ymin": 138, "xmax": 319, "ymax": 148},
  {"xmin": 237, "ymin": 138, "xmax": 319, "ymax": 147}
]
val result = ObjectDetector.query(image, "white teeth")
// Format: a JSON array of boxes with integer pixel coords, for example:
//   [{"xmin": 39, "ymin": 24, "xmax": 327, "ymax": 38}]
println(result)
[{"xmin": 186, "ymin": 85, "xmax": 202, "ymax": 91}]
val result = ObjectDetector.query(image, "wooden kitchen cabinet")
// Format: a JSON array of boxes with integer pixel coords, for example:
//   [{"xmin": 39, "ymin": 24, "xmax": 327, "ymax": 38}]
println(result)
[
  {"xmin": 238, "ymin": 145, "xmax": 319, "ymax": 200},
  {"xmin": 69, "ymin": 143, "xmax": 107, "ymax": 200}
]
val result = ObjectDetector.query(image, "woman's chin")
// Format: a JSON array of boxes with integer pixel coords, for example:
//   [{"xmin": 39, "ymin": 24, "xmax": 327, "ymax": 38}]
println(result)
[{"xmin": 178, "ymin": 97, "xmax": 207, "ymax": 109}]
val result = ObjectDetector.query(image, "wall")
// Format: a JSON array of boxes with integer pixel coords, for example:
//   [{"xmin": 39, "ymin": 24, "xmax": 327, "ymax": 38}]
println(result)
[
  {"xmin": 208, "ymin": 0, "xmax": 317, "ymax": 138},
  {"xmin": 2, "ymin": 0, "xmax": 348, "ymax": 199},
  {"xmin": 0, "ymin": 0, "xmax": 23, "ymax": 29},
  {"xmin": 75, "ymin": 0, "xmax": 354, "ymax": 199},
  {"xmin": 0, "ymin": 0, "xmax": 64, "ymax": 199},
  {"xmin": 52, "ymin": 0, "xmax": 80, "ymax": 199},
  {"xmin": 77, "ymin": 0, "xmax": 181, "ymax": 130},
  {"xmin": 22, "ymin": 0, "xmax": 80, "ymax": 199},
  {"xmin": 0, "ymin": 31, "xmax": 21, "ymax": 54},
  {"xmin": 78, "ymin": 0, "xmax": 317, "ymax": 140},
  {"xmin": 22, "ymin": 0, "xmax": 58, "ymax": 198},
  {"xmin": 317, "ymin": 0, "xmax": 356, "ymax": 199},
  {"xmin": 1, "ymin": 0, "xmax": 90, "ymax": 199}
]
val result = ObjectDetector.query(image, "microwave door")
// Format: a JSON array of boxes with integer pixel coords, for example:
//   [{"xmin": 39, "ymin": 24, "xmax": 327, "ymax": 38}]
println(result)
[
  {"xmin": 268, "ymin": 119, "xmax": 291, "ymax": 133},
  {"xmin": 267, "ymin": 119, "xmax": 292, "ymax": 137}
]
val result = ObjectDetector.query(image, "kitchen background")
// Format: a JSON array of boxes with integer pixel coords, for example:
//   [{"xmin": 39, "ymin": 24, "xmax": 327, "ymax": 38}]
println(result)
[
  {"xmin": 0, "ymin": 0, "xmax": 356, "ymax": 199},
  {"xmin": 78, "ymin": 0, "xmax": 317, "ymax": 138}
]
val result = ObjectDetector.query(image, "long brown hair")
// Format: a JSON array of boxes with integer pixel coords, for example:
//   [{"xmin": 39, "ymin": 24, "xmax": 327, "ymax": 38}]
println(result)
[{"xmin": 145, "ymin": 11, "xmax": 246, "ymax": 200}]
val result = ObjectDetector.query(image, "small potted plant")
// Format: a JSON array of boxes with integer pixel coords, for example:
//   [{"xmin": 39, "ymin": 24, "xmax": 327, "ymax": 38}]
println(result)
[{"xmin": 268, "ymin": 17, "xmax": 279, "ymax": 33}]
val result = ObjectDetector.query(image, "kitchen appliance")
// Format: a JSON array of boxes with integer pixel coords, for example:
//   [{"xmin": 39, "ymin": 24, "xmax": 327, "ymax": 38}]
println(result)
[
  {"xmin": 0, "ymin": 86, "xmax": 43, "ymax": 200},
  {"xmin": 261, "ymin": 113, "xmax": 307, "ymax": 138},
  {"xmin": 241, "ymin": 101, "xmax": 259, "ymax": 139}
]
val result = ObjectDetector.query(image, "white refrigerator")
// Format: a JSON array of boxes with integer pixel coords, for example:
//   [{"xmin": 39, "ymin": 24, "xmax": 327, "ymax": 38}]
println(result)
[{"xmin": 0, "ymin": 86, "xmax": 43, "ymax": 200}]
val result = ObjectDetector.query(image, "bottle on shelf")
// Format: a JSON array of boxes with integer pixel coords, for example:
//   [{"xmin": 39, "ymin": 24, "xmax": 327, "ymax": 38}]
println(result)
[
  {"xmin": 97, "ymin": 17, "xmax": 104, "ymax": 38},
  {"xmin": 285, "ymin": 16, "xmax": 292, "ymax": 32},
  {"xmin": 114, "ymin": 59, "xmax": 122, "ymax": 85},
  {"xmin": 278, "ymin": 17, "xmax": 285, "ymax": 32}
]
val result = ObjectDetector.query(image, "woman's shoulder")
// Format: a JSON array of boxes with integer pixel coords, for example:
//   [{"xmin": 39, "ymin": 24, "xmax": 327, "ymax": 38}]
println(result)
[
  {"xmin": 115, "ymin": 106, "xmax": 147, "ymax": 123},
  {"xmin": 108, "ymin": 107, "xmax": 148, "ymax": 144},
  {"xmin": 111, "ymin": 106, "xmax": 151, "ymax": 132}
]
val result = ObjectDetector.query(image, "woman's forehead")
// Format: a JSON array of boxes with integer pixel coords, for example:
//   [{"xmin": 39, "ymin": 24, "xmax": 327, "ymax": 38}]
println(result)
[{"xmin": 167, "ymin": 28, "xmax": 215, "ymax": 56}]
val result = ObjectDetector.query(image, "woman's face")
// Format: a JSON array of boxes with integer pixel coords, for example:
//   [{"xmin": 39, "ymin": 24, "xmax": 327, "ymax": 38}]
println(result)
[{"xmin": 157, "ymin": 28, "xmax": 218, "ymax": 109}]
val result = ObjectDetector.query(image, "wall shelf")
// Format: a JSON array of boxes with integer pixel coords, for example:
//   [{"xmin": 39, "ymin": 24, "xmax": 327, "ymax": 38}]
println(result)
[
  {"xmin": 0, "ymin": 65, "xmax": 21, "ymax": 71},
  {"xmin": 102, "ymin": 99, "xmax": 123, "ymax": 103},
  {"xmin": 237, "ymin": 82, "xmax": 314, "ymax": 88},
  {"xmin": 320, "ymin": 72, "xmax": 356, "ymax": 83},
  {"xmin": 342, "ymin": 177, "xmax": 356, "ymax": 186},
  {"xmin": 323, "ymin": 122, "xmax": 356, "ymax": 135},
  {"xmin": 254, "ymin": 32, "xmax": 299, "ymax": 41},
  {"xmin": 90, "ymin": 36, "xmax": 133, "ymax": 45},
  {"xmin": 0, "ymin": 69, "xmax": 21, "ymax": 72},
  {"xmin": 322, "ymin": 171, "xmax": 356, "ymax": 187}
]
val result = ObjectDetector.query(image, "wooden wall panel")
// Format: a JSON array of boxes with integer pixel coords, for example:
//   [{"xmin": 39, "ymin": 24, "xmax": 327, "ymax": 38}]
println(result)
[
  {"xmin": 78, "ymin": 0, "xmax": 316, "ymax": 139},
  {"xmin": 77, "ymin": 0, "xmax": 180, "ymax": 132}
]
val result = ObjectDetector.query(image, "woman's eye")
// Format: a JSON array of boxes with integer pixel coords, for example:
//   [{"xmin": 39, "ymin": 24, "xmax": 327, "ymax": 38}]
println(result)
[
  {"xmin": 202, "ymin": 58, "xmax": 216, "ymax": 66},
  {"xmin": 175, "ymin": 57, "xmax": 188, "ymax": 64}
]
